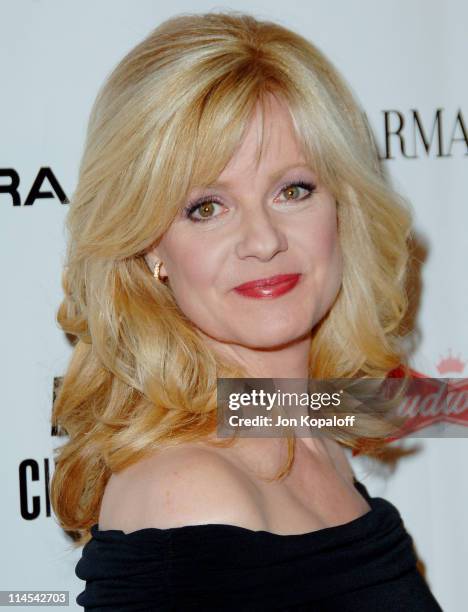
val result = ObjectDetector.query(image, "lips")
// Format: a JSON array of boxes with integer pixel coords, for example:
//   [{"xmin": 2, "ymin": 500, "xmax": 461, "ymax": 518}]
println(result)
[
  {"xmin": 234, "ymin": 274, "xmax": 300, "ymax": 291},
  {"xmin": 233, "ymin": 273, "xmax": 301, "ymax": 299}
]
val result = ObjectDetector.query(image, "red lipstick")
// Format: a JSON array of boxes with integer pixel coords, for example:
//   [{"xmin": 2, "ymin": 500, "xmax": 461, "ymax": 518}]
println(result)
[{"xmin": 233, "ymin": 274, "xmax": 301, "ymax": 299}]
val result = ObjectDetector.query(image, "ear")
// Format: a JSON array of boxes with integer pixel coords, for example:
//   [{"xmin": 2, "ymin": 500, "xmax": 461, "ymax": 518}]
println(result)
[{"xmin": 144, "ymin": 246, "xmax": 168, "ymax": 280}]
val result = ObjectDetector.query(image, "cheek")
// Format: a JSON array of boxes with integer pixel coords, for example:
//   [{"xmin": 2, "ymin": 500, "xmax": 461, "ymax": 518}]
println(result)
[
  {"xmin": 302, "ymin": 211, "xmax": 340, "ymax": 264},
  {"xmin": 166, "ymin": 236, "xmax": 220, "ymax": 291},
  {"xmin": 299, "ymin": 212, "xmax": 343, "ymax": 309}
]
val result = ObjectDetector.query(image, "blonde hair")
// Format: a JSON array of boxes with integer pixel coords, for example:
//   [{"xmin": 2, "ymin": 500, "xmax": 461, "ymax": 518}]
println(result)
[{"xmin": 51, "ymin": 10, "xmax": 414, "ymax": 547}]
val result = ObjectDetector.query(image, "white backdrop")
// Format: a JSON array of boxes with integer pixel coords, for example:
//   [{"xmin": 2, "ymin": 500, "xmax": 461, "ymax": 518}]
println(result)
[{"xmin": 1, "ymin": 1, "xmax": 467, "ymax": 610}]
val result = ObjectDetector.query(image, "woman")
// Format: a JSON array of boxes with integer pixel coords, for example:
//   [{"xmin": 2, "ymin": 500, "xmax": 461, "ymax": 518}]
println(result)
[{"xmin": 51, "ymin": 11, "xmax": 443, "ymax": 610}]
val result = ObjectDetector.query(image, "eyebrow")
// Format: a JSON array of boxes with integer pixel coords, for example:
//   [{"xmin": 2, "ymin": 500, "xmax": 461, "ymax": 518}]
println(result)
[{"xmin": 201, "ymin": 163, "xmax": 315, "ymax": 190}]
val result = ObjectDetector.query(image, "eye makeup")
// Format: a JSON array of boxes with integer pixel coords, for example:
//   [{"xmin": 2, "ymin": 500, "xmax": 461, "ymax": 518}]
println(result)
[{"xmin": 182, "ymin": 180, "xmax": 317, "ymax": 223}]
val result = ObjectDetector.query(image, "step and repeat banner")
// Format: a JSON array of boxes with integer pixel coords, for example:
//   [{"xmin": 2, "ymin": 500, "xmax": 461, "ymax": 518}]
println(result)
[{"xmin": 1, "ymin": 1, "xmax": 466, "ymax": 610}]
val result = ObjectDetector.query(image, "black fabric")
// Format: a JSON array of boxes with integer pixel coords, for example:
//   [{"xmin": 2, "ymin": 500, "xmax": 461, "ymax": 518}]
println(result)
[{"xmin": 75, "ymin": 479, "xmax": 443, "ymax": 611}]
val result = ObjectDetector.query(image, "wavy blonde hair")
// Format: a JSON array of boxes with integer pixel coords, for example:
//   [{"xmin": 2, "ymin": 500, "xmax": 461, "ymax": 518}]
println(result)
[{"xmin": 51, "ymin": 10, "xmax": 414, "ymax": 547}]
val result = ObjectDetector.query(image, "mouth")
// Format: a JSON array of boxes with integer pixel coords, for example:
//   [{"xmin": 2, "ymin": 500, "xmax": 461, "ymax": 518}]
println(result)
[
  {"xmin": 233, "ymin": 273, "xmax": 302, "ymax": 299},
  {"xmin": 234, "ymin": 274, "xmax": 301, "ymax": 290}
]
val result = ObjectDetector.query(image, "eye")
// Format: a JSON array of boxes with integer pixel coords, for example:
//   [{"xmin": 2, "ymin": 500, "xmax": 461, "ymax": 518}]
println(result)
[
  {"xmin": 183, "ymin": 180, "xmax": 317, "ymax": 224},
  {"xmin": 183, "ymin": 197, "xmax": 225, "ymax": 223},
  {"xmin": 275, "ymin": 181, "xmax": 316, "ymax": 203}
]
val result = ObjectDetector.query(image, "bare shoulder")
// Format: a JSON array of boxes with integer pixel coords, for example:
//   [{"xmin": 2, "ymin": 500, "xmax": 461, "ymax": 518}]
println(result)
[{"xmin": 98, "ymin": 444, "xmax": 266, "ymax": 534}]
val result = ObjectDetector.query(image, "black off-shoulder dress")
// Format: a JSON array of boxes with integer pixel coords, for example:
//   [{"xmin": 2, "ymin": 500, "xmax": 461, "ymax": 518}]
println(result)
[{"xmin": 75, "ymin": 479, "xmax": 443, "ymax": 611}]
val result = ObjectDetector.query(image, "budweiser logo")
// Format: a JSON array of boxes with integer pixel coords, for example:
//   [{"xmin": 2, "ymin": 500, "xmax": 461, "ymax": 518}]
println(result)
[{"xmin": 386, "ymin": 377, "xmax": 468, "ymax": 441}]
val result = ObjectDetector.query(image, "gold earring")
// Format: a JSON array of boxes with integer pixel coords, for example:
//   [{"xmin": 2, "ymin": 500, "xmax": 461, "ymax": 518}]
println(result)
[{"xmin": 153, "ymin": 261, "xmax": 167, "ymax": 283}]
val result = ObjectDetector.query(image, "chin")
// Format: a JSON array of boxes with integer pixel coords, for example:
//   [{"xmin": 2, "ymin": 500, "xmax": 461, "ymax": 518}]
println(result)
[{"xmin": 235, "ymin": 325, "xmax": 308, "ymax": 350}]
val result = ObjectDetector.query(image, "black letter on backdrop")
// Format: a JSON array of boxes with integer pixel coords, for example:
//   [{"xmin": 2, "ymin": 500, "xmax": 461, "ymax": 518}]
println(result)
[{"xmin": 19, "ymin": 459, "xmax": 40, "ymax": 520}]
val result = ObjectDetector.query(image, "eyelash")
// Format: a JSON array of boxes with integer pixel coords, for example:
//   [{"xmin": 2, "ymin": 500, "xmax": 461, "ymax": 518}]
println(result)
[{"xmin": 183, "ymin": 180, "xmax": 317, "ymax": 223}]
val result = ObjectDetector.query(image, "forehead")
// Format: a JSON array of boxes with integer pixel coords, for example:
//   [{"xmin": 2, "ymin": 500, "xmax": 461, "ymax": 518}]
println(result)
[
  {"xmin": 219, "ymin": 94, "xmax": 306, "ymax": 181},
  {"xmin": 229, "ymin": 95, "xmax": 306, "ymax": 172}
]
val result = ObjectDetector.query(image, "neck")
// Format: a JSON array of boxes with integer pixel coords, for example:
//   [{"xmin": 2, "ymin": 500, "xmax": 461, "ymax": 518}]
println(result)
[{"xmin": 202, "ymin": 330, "xmax": 312, "ymax": 380}]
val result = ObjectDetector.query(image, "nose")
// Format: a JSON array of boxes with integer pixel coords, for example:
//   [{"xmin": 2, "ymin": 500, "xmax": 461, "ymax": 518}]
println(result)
[{"xmin": 235, "ymin": 204, "xmax": 287, "ymax": 261}]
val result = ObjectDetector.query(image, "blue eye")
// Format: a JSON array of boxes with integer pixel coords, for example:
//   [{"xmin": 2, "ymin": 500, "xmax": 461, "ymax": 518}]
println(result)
[{"xmin": 183, "ymin": 180, "xmax": 316, "ymax": 223}]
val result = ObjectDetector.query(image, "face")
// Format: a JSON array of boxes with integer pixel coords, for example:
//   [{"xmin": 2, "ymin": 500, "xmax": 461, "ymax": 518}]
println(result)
[{"xmin": 148, "ymin": 94, "xmax": 342, "ymax": 364}]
